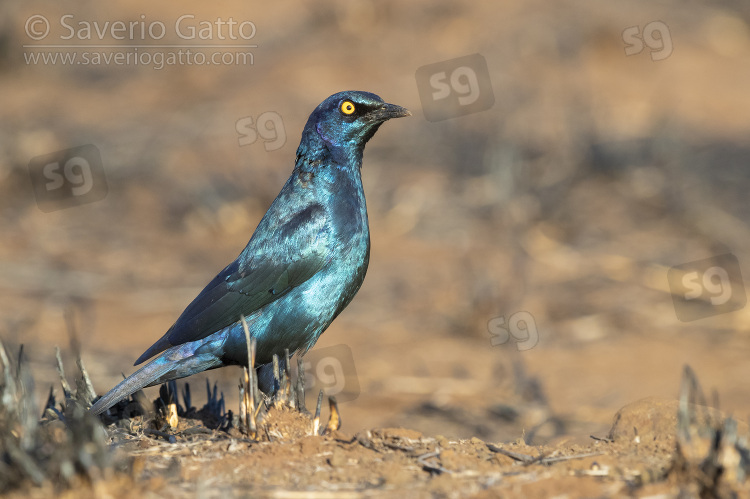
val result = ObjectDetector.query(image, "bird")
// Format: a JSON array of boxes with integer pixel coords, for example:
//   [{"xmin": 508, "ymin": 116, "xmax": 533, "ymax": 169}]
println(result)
[{"xmin": 90, "ymin": 91, "xmax": 410, "ymax": 415}]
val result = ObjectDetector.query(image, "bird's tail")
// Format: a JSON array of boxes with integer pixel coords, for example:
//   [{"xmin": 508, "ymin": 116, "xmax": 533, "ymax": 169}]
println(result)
[{"xmin": 90, "ymin": 341, "xmax": 224, "ymax": 416}]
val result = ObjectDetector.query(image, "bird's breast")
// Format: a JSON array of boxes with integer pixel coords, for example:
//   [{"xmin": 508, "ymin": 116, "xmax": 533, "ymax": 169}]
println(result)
[{"xmin": 312, "ymin": 172, "xmax": 370, "ymax": 309}]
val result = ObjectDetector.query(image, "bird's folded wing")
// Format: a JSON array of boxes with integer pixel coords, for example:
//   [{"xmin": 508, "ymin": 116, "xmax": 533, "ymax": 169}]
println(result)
[{"xmin": 135, "ymin": 203, "xmax": 329, "ymax": 364}]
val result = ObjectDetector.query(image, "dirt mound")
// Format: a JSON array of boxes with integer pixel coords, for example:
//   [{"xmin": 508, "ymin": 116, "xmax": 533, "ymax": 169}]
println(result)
[{"xmin": 4, "ymin": 352, "xmax": 748, "ymax": 498}]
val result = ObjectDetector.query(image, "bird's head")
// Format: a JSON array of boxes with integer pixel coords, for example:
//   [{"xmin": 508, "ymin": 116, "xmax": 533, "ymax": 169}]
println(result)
[{"xmin": 298, "ymin": 91, "xmax": 410, "ymax": 166}]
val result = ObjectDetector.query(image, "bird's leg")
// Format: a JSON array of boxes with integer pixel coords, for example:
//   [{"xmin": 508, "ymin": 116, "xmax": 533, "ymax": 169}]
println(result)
[{"xmin": 272, "ymin": 354, "xmax": 281, "ymax": 408}]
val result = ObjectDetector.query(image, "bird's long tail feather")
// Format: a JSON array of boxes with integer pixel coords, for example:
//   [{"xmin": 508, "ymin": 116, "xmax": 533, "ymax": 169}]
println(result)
[{"xmin": 90, "ymin": 342, "xmax": 224, "ymax": 415}]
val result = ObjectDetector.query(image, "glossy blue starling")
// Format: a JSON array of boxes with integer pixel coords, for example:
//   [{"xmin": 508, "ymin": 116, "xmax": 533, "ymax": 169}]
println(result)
[{"xmin": 91, "ymin": 91, "xmax": 410, "ymax": 415}]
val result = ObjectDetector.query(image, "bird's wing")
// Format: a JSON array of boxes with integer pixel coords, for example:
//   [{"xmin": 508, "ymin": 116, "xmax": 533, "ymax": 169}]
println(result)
[{"xmin": 134, "ymin": 203, "xmax": 329, "ymax": 365}]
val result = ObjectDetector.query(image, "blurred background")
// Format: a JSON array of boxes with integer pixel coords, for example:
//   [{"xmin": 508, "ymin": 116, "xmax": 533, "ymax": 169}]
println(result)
[{"xmin": 1, "ymin": 0, "xmax": 749, "ymax": 445}]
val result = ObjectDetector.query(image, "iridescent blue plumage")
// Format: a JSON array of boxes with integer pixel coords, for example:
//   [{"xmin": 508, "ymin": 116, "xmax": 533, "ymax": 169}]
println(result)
[{"xmin": 91, "ymin": 91, "xmax": 409, "ymax": 415}]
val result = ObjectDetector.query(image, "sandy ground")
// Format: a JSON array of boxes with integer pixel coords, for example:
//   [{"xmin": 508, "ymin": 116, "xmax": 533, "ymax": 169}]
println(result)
[{"xmin": 1, "ymin": 0, "xmax": 750, "ymax": 497}]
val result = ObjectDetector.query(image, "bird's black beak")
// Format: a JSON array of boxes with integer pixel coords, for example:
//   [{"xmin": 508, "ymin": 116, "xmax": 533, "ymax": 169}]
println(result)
[{"xmin": 368, "ymin": 102, "xmax": 412, "ymax": 123}]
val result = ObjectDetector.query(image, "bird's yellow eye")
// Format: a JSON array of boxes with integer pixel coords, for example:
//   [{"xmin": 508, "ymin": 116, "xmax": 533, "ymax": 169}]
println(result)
[{"xmin": 340, "ymin": 101, "xmax": 356, "ymax": 115}]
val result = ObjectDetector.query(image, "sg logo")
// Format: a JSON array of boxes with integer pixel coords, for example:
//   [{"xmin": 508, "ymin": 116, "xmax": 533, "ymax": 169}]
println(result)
[
  {"xmin": 28, "ymin": 144, "xmax": 108, "ymax": 212},
  {"xmin": 487, "ymin": 311, "xmax": 539, "ymax": 351},
  {"xmin": 236, "ymin": 112, "xmax": 286, "ymax": 151},
  {"xmin": 430, "ymin": 66, "xmax": 482, "ymax": 106},
  {"xmin": 668, "ymin": 253, "xmax": 746, "ymax": 321},
  {"xmin": 415, "ymin": 53, "xmax": 494, "ymax": 122},
  {"xmin": 623, "ymin": 21, "xmax": 673, "ymax": 61},
  {"xmin": 300, "ymin": 344, "xmax": 360, "ymax": 403}
]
